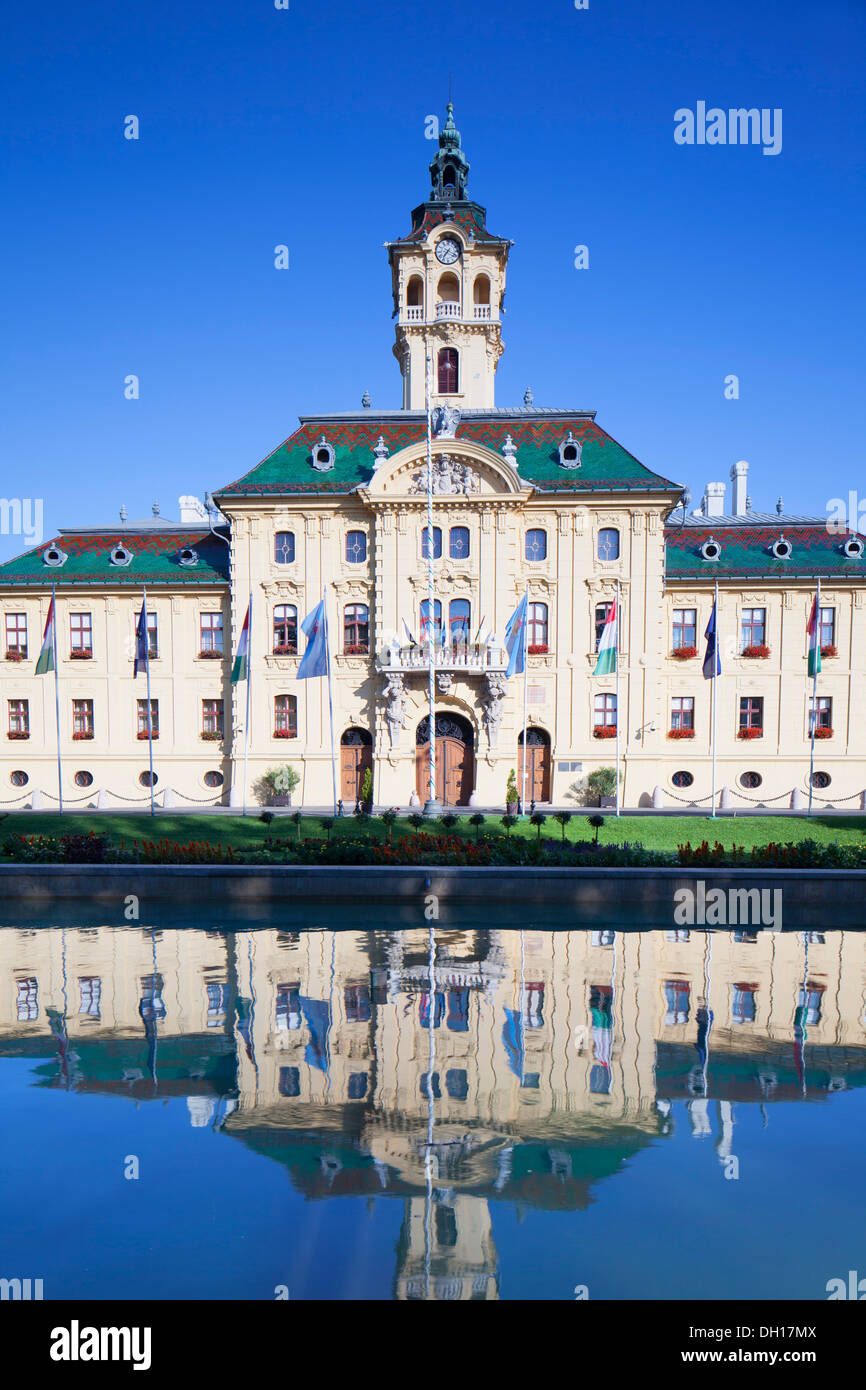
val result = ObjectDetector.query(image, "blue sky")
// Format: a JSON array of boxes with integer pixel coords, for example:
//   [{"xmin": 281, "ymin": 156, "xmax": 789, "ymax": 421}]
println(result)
[{"xmin": 1, "ymin": 0, "xmax": 864, "ymax": 559}]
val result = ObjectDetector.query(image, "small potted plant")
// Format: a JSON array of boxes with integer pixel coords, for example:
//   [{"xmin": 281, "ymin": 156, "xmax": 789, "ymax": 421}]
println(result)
[
  {"xmin": 585, "ymin": 766, "xmax": 618, "ymax": 808},
  {"xmin": 821, "ymin": 644, "xmax": 837, "ymax": 658},
  {"xmin": 198, "ymin": 648, "xmax": 223, "ymax": 659},
  {"xmin": 4, "ymin": 649, "xmax": 24, "ymax": 662},
  {"xmin": 737, "ymin": 726, "xmax": 762, "ymax": 739},
  {"xmin": 263, "ymin": 764, "xmax": 301, "ymax": 806},
  {"xmin": 506, "ymin": 769, "xmax": 519, "ymax": 814},
  {"xmin": 359, "ymin": 766, "xmax": 373, "ymax": 813},
  {"xmin": 814, "ymin": 726, "xmax": 833, "ymax": 739},
  {"xmin": 527, "ymin": 643, "xmax": 549, "ymax": 655},
  {"xmin": 741, "ymin": 644, "xmax": 770, "ymax": 659},
  {"xmin": 671, "ymin": 644, "xmax": 698, "ymax": 660},
  {"xmin": 70, "ymin": 648, "xmax": 93, "ymax": 659},
  {"xmin": 668, "ymin": 726, "xmax": 695, "ymax": 739},
  {"xmin": 344, "ymin": 643, "xmax": 369, "ymax": 656},
  {"xmin": 593, "ymin": 724, "xmax": 617, "ymax": 739}
]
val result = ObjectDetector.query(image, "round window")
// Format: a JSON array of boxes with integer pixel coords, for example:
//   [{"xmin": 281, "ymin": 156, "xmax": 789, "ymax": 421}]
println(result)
[
  {"xmin": 10, "ymin": 770, "xmax": 28, "ymax": 787},
  {"xmin": 811, "ymin": 771, "xmax": 831, "ymax": 789},
  {"xmin": 74, "ymin": 771, "xmax": 93, "ymax": 788},
  {"xmin": 740, "ymin": 771, "xmax": 762, "ymax": 789},
  {"xmin": 139, "ymin": 771, "xmax": 158, "ymax": 788},
  {"xmin": 204, "ymin": 771, "xmax": 224, "ymax": 788},
  {"xmin": 671, "ymin": 771, "xmax": 693, "ymax": 789}
]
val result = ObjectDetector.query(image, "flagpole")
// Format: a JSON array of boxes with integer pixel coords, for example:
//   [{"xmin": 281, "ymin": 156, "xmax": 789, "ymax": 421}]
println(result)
[
  {"xmin": 424, "ymin": 352, "xmax": 439, "ymax": 814},
  {"xmin": 141, "ymin": 585, "xmax": 155, "ymax": 817},
  {"xmin": 521, "ymin": 586, "xmax": 529, "ymax": 814},
  {"xmin": 615, "ymin": 579, "xmax": 621, "ymax": 817},
  {"xmin": 51, "ymin": 586, "xmax": 63, "ymax": 815},
  {"xmin": 808, "ymin": 578, "xmax": 820, "ymax": 815},
  {"xmin": 323, "ymin": 586, "xmax": 338, "ymax": 816},
  {"xmin": 711, "ymin": 580, "xmax": 718, "ymax": 818},
  {"xmin": 242, "ymin": 591, "xmax": 252, "ymax": 817}
]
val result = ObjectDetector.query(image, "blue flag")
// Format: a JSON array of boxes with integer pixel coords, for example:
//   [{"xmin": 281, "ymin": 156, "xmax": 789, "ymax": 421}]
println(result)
[
  {"xmin": 703, "ymin": 601, "xmax": 721, "ymax": 680},
  {"xmin": 502, "ymin": 1008, "xmax": 524, "ymax": 1079},
  {"xmin": 133, "ymin": 597, "xmax": 149, "ymax": 678},
  {"xmin": 297, "ymin": 599, "xmax": 328, "ymax": 680},
  {"xmin": 300, "ymin": 996, "xmax": 331, "ymax": 1073},
  {"xmin": 503, "ymin": 594, "xmax": 528, "ymax": 678}
]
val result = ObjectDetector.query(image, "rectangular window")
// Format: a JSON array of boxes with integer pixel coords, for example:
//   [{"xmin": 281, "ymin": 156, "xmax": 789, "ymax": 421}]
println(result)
[
  {"xmin": 72, "ymin": 698, "xmax": 94, "ymax": 736},
  {"xmin": 202, "ymin": 699, "xmax": 224, "ymax": 736},
  {"xmin": 671, "ymin": 696, "xmax": 694, "ymax": 730},
  {"xmin": 79, "ymin": 977, "xmax": 102, "ymax": 1017},
  {"xmin": 70, "ymin": 612, "xmax": 92, "ymax": 654},
  {"xmin": 276, "ymin": 984, "xmax": 301, "ymax": 1031},
  {"xmin": 740, "ymin": 607, "xmax": 766, "ymax": 651},
  {"xmin": 5, "ymin": 613, "xmax": 27, "ymax": 657},
  {"xmin": 273, "ymin": 605, "xmax": 297, "ymax": 654},
  {"xmin": 344, "ymin": 985, "xmax": 371, "ymax": 1024},
  {"xmin": 594, "ymin": 602, "xmax": 612, "ymax": 651},
  {"xmin": 7, "ymin": 698, "xmax": 29, "ymax": 735},
  {"xmin": 206, "ymin": 982, "xmax": 228, "ymax": 1027},
  {"xmin": 137, "ymin": 699, "xmax": 159, "ymax": 737},
  {"xmin": 146, "ymin": 612, "xmax": 158, "ymax": 659},
  {"xmin": 16, "ymin": 977, "xmax": 38, "ymax": 1022},
  {"xmin": 140, "ymin": 974, "xmax": 166, "ymax": 1020},
  {"xmin": 732, "ymin": 984, "xmax": 757, "ymax": 1025},
  {"xmin": 528, "ymin": 602, "xmax": 548, "ymax": 647},
  {"xmin": 343, "ymin": 604, "xmax": 369, "ymax": 653},
  {"xmin": 738, "ymin": 696, "xmax": 763, "ymax": 733},
  {"xmin": 809, "ymin": 696, "xmax": 832, "ymax": 732},
  {"xmin": 664, "ymin": 981, "xmax": 690, "ymax": 1025},
  {"xmin": 593, "ymin": 693, "xmax": 617, "ymax": 728},
  {"xmin": 274, "ymin": 694, "xmax": 297, "ymax": 737},
  {"xmin": 199, "ymin": 613, "xmax": 223, "ymax": 655},
  {"xmin": 672, "ymin": 608, "xmax": 697, "ymax": 650},
  {"xmin": 819, "ymin": 607, "xmax": 835, "ymax": 649}
]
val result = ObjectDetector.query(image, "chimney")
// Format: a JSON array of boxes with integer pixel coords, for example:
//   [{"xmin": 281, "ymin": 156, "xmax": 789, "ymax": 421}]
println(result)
[
  {"xmin": 178, "ymin": 495, "xmax": 209, "ymax": 524},
  {"xmin": 730, "ymin": 460, "xmax": 749, "ymax": 516},
  {"xmin": 702, "ymin": 482, "xmax": 726, "ymax": 518}
]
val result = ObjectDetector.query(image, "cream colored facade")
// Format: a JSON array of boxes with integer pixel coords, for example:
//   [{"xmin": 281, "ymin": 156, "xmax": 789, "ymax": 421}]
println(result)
[{"xmin": 1, "ymin": 105, "xmax": 864, "ymax": 812}]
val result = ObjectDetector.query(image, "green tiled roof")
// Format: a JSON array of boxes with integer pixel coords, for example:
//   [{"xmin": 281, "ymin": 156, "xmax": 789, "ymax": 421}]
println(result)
[
  {"xmin": 0, "ymin": 531, "xmax": 229, "ymax": 587},
  {"xmin": 665, "ymin": 523, "xmax": 866, "ymax": 579},
  {"xmin": 216, "ymin": 413, "xmax": 679, "ymax": 498}
]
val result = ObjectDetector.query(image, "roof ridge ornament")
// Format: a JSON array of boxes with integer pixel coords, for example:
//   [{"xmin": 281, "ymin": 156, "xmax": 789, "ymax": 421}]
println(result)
[
  {"xmin": 372, "ymin": 435, "xmax": 390, "ymax": 470},
  {"xmin": 501, "ymin": 434, "xmax": 518, "ymax": 467}
]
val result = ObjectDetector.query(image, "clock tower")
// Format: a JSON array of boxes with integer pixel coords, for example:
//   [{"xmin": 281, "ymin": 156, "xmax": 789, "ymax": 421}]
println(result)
[{"xmin": 386, "ymin": 104, "xmax": 511, "ymax": 410}]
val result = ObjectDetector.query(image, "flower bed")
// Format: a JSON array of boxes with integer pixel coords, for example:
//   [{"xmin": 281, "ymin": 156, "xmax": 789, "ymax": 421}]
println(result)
[
  {"xmin": 671, "ymin": 645, "xmax": 697, "ymax": 660},
  {"xmin": 593, "ymin": 725, "xmax": 617, "ymax": 738},
  {"xmin": 668, "ymin": 727, "xmax": 695, "ymax": 739},
  {"xmin": 70, "ymin": 649, "xmax": 93, "ymax": 659},
  {"xmin": 200, "ymin": 730, "xmax": 222, "ymax": 741},
  {"xmin": 272, "ymin": 645, "xmax": 297, "ymax": 656},
  {"xmin": 343, "ymin": 644, "xmax": 369, "ymax": 656},
  {"xmin": 737, "ymin": 726, "xmax": 762, "ymax": 739},
  {"xmin": 741, "ymin": 644, "xmax": 770, "ymax": 659},
  {"xmin": 528, "ymin": 644, "xmax": 549, "ymax": 655},
  {"xmin": 273, "ymin": 728, "xmax": 295, "ymax": 739},
  {"xmin": 136, "ymin": 730, "xmax": 158, "ymax": 740}
]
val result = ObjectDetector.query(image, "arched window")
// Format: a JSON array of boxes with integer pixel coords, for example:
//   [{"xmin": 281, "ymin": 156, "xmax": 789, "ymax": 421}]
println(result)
[
  {"xmin": 420, "ymin": 599, "xmax": 442, "ymax": 643},
  {"xmin": 525, "ymin": 528, "xmax": 547, "ymax": 561},
  {"xmin": 345, "ymin": 530, "xmax": 367, "ymax": 563},
  {"xmin": 406, "ymin": 275, "xmax": 424, "ymax": 317},
  {"xmin": 343, "ymin": 605, "xmax": 369, "ymax": 654},
  {"xmin": 528, "ymin": 602, "xmax": 548, "ymax": 647},
  {"xmin": 448, "ymin": 598, "xmax": 471, "ymax": 645},
  {"xmin": 422, "ymin": 525, "xmax": 442, "ymax": 559},
  {"xmin": 449, "ymin": 525, "xmax": 470, "ymax": 559},
  {"xmin": 274, "ymin": 694, "xmax": 297, "ymax": 737},
  {"xmin": 438, "ymin": 347, "xmax": 459, "ymax": 394},
  {"xmin": 473, "ymin": 274, "xmax": 491, "ymax": 319},
  {"xmin": 598, "ymin": 528, "xmax": 620, "ymax": 561},
  {"xmin": 274, "ymin": 531, "xmax": 295, "ymax": 565},
  {"xmin": 273, "ymin": 604, "xmax": 297, "ymax": 654}
]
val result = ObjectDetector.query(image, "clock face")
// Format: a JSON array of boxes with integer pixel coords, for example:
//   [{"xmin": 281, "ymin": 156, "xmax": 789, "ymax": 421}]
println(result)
[{"xmin": 435, "ymin": 237, "xmax": 461, "ymax": 265}]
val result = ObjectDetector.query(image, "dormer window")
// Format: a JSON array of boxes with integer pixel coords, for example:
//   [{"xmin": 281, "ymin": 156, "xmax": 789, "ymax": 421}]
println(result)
[
  {"xmin": 701, "ymin": 537, "xmax": 721, "ymax": 561},
  {"xmin": 771, "ymin": 535, "xmax": 792, "ymax": 560},
  {"xmin": 843, "ymin": 536, "xmax": 864, "ymax": 558},
  {"xmin": 43, "ymin": 545, "xmax": 67, "ymax": 568},
  {"xmin": 109, "ymin": 543, "xmax": 133, "ymax": 567},
  {"xmin": 178, "ymin": 547, "xmax": 198, "ymax": 567},
  {"xmin": 558, "ymin": 433, "xmax": 582, "ymax": 468},
  {"xmin": 312, "ymin": 436, "xmax": 335, "ymax": 471}
]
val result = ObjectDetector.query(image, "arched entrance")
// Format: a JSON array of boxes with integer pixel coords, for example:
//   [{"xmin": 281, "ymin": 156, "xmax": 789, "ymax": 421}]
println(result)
[
  {"xmin": 518, "ymin": 728, "xmax": 551, "ymax": 804},
  {"xmin": 340, "ymin": 727, "xmax": 373, "ymax": 802},
  {"xmin": 416, "ymin": 714, "xmax": 474, "ymax": 806}
]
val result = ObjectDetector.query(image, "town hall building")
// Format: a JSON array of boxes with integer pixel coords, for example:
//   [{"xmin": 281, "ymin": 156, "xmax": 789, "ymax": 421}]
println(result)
[{"xmin": 1, "ymin": 106, "xmax": 864, "ymax": 813}]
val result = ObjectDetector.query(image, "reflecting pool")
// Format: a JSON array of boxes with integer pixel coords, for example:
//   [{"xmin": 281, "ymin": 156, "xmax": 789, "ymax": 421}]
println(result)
[{"xmin": 0, "ymin": 915, "xmax": 864, "ymax": 1300}]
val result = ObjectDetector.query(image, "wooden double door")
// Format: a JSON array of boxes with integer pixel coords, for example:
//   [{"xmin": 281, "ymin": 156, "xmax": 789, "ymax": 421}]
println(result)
[
  {"xmin": 340, "ymin": 728, "xmax": 373, "ymax": 802},
  {"xmin": 415, "ymin": 715, "xmax": 474, "ymax": 806},
  {"xmin": 517, "ymin": 730, "xmax": 551, "ymax": 803}
]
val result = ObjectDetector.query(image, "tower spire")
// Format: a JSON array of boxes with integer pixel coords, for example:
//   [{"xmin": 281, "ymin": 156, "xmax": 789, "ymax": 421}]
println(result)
[{"xmin": 429, "ymin": 101, "xmax": 469, "ymax": 202}]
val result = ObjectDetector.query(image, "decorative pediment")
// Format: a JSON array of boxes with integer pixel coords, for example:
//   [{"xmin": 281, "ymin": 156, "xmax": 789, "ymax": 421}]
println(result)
[{"xmin": 360, "ymin": 438, "xmax": 530, "ymax": 501}]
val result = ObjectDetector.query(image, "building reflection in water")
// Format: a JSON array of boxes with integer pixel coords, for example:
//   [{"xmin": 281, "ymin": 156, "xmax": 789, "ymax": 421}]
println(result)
[{"xmin": 1, "ymin": 924, "xmax": 864, "ymax": 1299}]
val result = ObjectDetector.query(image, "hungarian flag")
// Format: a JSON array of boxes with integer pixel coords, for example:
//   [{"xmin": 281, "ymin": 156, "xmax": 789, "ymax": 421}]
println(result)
[
  {"xmin": 807, "ymin": 594, "xmax": 821, "ymax": 677},
  {"xmin": 230, "ymin": 601, "xmax": 251, "ymax": 684},
  {"xmin": 35, "ymin": 593, "xmax": 56, "ymax": 675},
  {"xmin": 593, "ymin": 597, "xmax": 617, "ymax": 676}
]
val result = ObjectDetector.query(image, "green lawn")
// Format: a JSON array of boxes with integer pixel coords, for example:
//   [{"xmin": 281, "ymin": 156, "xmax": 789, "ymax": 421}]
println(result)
[{"xmin": 1, "ymin": 810, "xmax": 864, "ymax": 856}]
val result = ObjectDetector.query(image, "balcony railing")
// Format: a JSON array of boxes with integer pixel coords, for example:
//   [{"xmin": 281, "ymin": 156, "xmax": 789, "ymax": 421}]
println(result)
[
  {"xmin": 435, "ymin": 301, "xmax": 461, "ymax": 320},
  {"xmin": 405, "ymin": 305, "xmax": 424, "ymax": 321},
  {"xmin": 402, "ymin": 303, "xmax": 496, "ymax": 324},
  {"xmin": 378, "ymin": 640, "xmax": 507, "ymax": 673},
  {"xmin": 473, "ymin": 304, "xmax": 491, "ymax": 320}
]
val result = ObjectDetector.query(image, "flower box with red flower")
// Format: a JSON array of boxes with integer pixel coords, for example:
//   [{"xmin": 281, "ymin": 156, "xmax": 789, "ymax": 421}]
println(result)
[
  {"xmin": 814, "ymin": 726, "xmax": 833, "ymax": 739},
  {"xmin": 137, "ymin": 730, "xmax": 158, "ymax": 740},
  {"xmin": 4, "ymin": 650, "xmax": 25, "ymax": 662},
  {"xmin": 741, "ymin": 644, "xmax": 770, "ymax": 659},
  {"xmin": 343, "ymin": 644, "xmax": 369, "ymax": 656},
  {"xmin": 668, "ymin": 727, "xmax": 695, "ymax": 739},
  {"xmin": 821, "ymin": 644, "xmax": 837, "ymax": 658},
  {"xmin": 593, "ymin": 724, "xmax": 617, "ymax": 739},
  {"xmin": 528, "ymin": 643, "xmax": 549, "ymax": 656},
  {"xmin": 72, "ymin": 731, "xmax": 93, "ymax": 741},
  {"xmin": 737, "ymin": 726, "xmax": 762, "ymax": 739},
  {"xmin": 272, "ymin": 645, "xmax": 297, "ymax": 656},
  {"xmin": 201, "ymin": 730, "xmax": 222, "ymax": 741},
  {"xmin": 671, "ymin": 645, "xmax": 697, "ymax": 660},
  {"xmin": 7, "ymin": 730, "xmax": 29, "ymax": 740},
  {"xmin": 70, "ymin": 649, "xmax": 93, "ymax": 659},
  {"xmin": 198, "ymin": 649, "xmax": 223, "ymax": 660},
  {"xmin": 273, "ymin": 728, "xmax": 294, "ymax": 739}
]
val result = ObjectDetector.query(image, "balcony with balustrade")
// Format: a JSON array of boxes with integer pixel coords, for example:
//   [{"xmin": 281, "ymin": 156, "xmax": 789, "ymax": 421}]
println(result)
[
  {"xmin": 378, "ymin": 640, "xmax": 507, "ymax": 675},
  {"xmin": 399, "ymin": 303, "xmax": 497, "ymax": 326}
]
